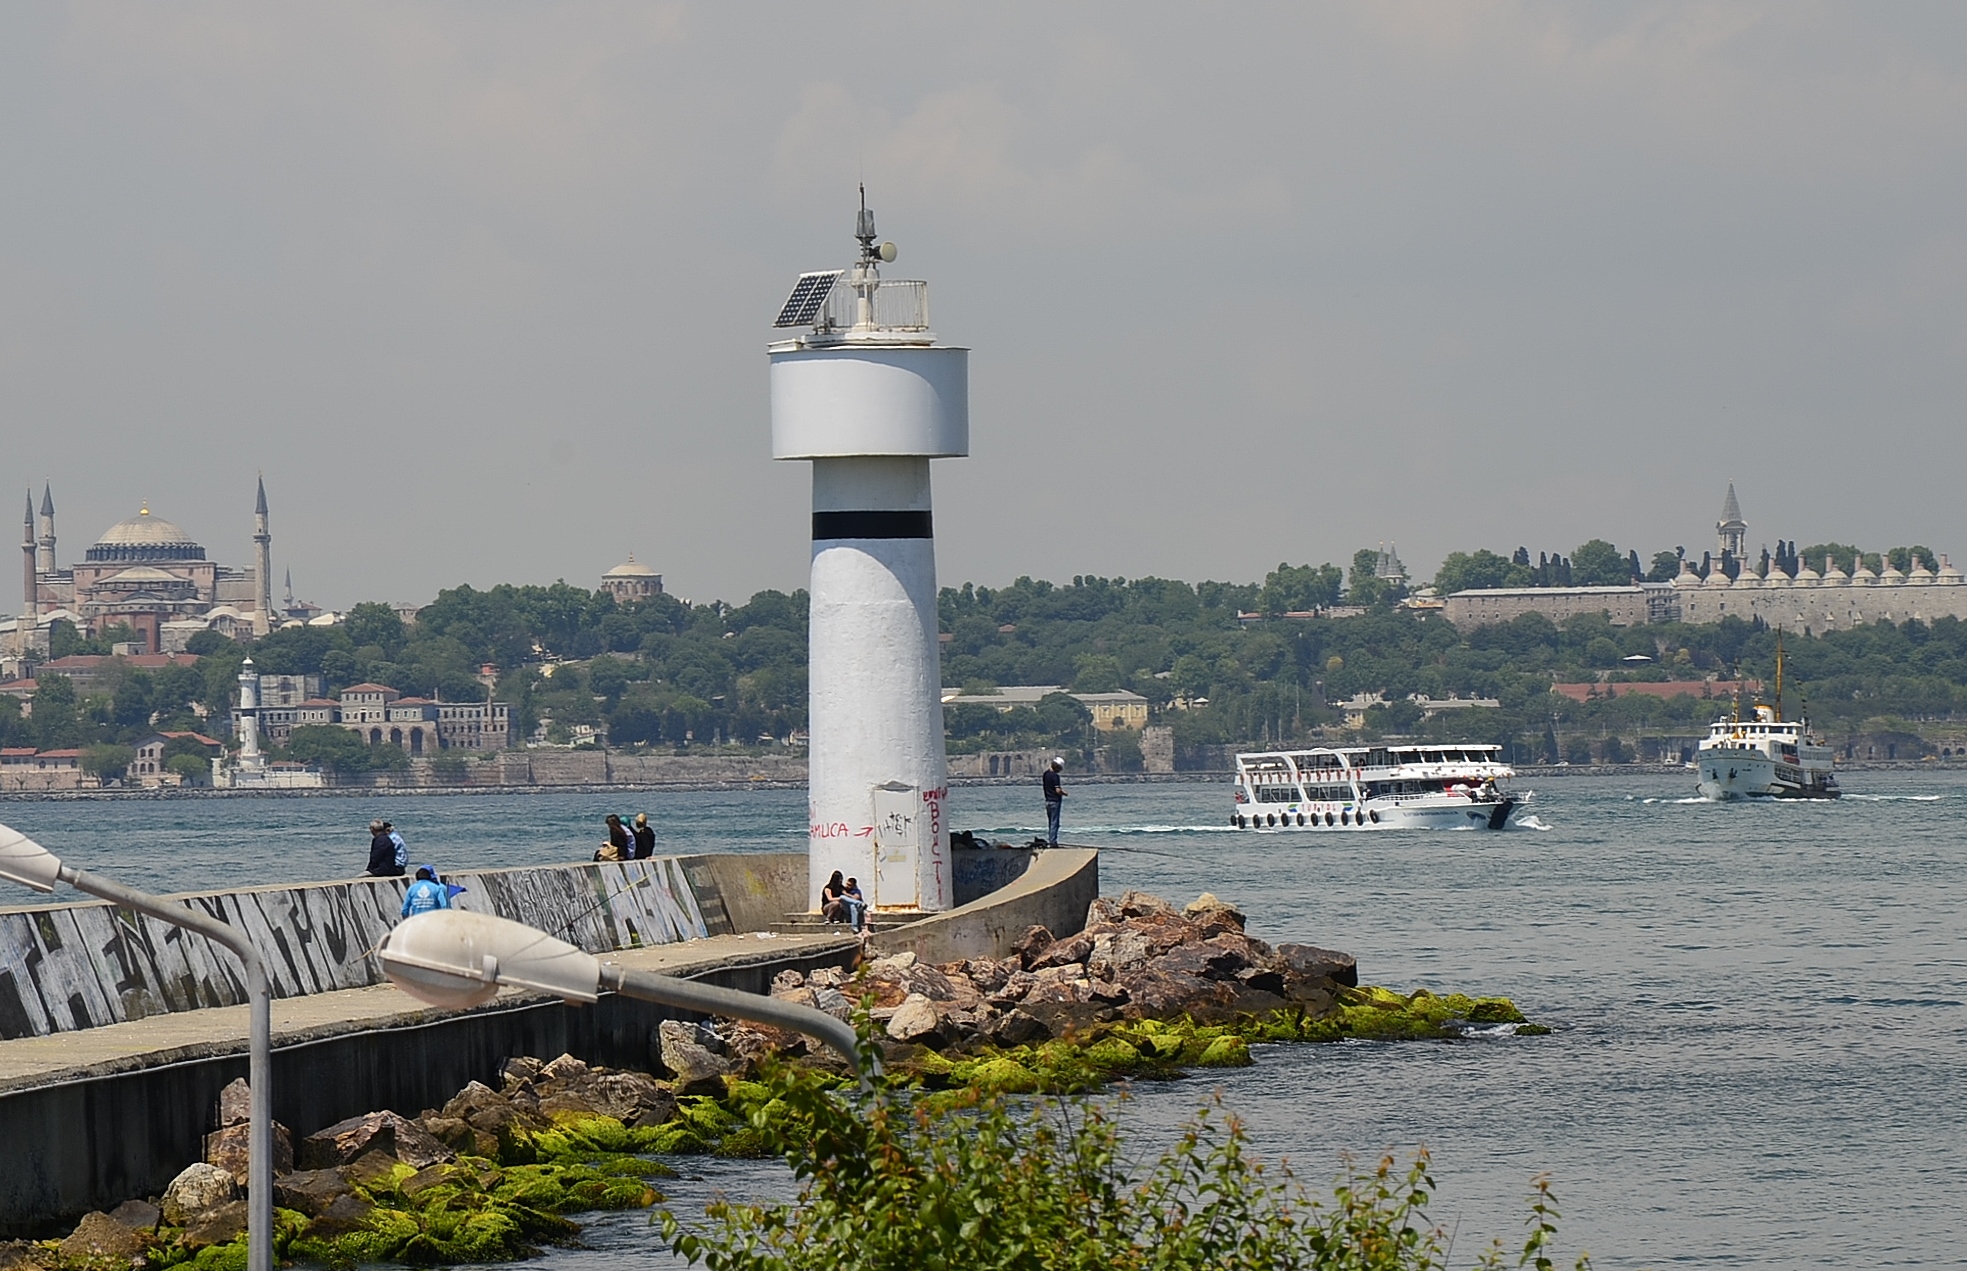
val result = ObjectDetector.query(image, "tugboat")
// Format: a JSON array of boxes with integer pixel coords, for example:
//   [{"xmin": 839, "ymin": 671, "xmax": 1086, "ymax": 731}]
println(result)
[
  {"xmin": 1231, "ymin": 743, "xmax": 1525, "ymax": 831},
  {"xmin": 1696, "ymin": 636, "xmax": 1839, "ymax": 800}
]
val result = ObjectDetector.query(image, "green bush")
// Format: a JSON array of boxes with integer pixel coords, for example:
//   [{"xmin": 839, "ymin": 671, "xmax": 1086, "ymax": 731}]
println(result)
[{"xmin": 664, "ymin": 1054, "xmax": 1590, "ymax": 1270}]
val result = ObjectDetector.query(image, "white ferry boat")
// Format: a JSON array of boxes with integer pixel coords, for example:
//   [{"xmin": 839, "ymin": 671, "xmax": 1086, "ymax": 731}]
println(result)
[
  {"xmin": 1695, "ymin": 639, "xmax": 1839, "ymax": 801},
  {"xmin": 1231, "ymin": 744, "xmax": 1525, "ymax": 831}
]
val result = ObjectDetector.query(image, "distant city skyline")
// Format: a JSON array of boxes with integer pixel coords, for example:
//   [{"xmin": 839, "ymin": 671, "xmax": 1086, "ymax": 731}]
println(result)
[{"xmin": 4, "ymin": 6, "xmax": 1965, "ymax": 609}]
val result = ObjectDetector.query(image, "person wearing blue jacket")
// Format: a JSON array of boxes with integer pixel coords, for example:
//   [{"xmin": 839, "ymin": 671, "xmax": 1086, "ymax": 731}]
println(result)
[{"xmin": 400, "ymin": 865, "xmax": 451, "ymax": 919}]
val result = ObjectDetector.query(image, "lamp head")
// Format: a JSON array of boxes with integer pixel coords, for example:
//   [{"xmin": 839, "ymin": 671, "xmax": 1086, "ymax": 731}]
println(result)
[
  {"xmin": 379, "ymin": 910, "xmax": 600, "ymax": 1010},
  {"xmin": 0, "ymin": 824, "xmax": 64, "ymax": 894}
]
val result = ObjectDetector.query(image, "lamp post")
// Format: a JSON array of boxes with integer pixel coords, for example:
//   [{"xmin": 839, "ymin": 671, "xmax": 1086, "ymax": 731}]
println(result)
[
  {"xmin": 377, "ymin": 910, "xmax": 869, "ymax": 1082},
  {"xmin": 0, "ymin": 825, "xmax": 272, "ymax": 1271}
]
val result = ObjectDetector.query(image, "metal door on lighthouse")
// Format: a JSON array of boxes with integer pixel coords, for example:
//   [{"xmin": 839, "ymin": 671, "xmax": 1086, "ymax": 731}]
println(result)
[{"xmin": 870, "ymin": 782, "xmax": 922, "ymax": 909}]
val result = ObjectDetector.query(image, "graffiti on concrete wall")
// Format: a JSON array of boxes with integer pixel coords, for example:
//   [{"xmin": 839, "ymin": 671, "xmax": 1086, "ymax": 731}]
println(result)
[{"xmin": 0, "ymin": 858, "xmax": 713, "ymax": 1040}]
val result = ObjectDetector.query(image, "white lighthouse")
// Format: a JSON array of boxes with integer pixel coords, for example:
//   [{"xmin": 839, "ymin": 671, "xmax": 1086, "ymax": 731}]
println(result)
[
  {"xmin": 770, "ymin": 191, "xmax": 967, "ymax": 913},
  {"xmin": 236, "ymin": 656, "xmax": 264, "ymax": 774}
]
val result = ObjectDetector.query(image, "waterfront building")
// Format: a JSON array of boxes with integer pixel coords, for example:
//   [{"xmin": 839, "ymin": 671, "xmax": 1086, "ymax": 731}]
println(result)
[
  {"xmin": 130, "ymin": 731, "xmax": 222, "ymax": 786},
  {"xmin": 324, "ymin": 682, "xmax": 511, "ymax": 753},
  {"xmin": 939, "ymin": 684, "xmax": 1150, "ymax": 732},
  {"xmin": 1445, "ymin": 484, "xmax": 1967, "ymax": 633},
  {"xmin": 4, "ymin": 479, "xmax": 291, "ymax": 655}
]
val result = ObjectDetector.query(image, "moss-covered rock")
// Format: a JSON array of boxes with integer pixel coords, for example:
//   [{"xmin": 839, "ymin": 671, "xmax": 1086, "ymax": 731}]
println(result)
[{"xmin": 1195, "ymin": 1035, "xmax": 1252, "ymax": 1068}]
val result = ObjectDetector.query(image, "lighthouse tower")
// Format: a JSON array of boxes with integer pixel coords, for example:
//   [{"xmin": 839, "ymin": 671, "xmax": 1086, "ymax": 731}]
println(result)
[
  {"xmin": 769, "ymin": 191, "xmax": 967, "ymax": 913},
  {"xmin": 236, "ymin": 657, "xmax": 265, "ymax": 774}
]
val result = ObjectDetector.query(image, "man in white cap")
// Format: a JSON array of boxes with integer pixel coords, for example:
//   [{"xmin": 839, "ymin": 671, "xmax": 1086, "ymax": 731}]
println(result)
[{"xmin": 1041, "ymin": 757, "xmax": 1067, "ymax": 847}]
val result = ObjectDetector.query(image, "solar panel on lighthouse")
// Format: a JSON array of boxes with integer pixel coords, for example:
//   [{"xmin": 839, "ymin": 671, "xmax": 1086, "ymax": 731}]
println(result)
[{"xmin": 773, "ymin": 270, "xmax": 843, "ymax": 327}]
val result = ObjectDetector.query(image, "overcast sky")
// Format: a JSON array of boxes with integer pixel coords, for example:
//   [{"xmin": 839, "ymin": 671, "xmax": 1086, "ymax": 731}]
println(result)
[{"xmin": 3, "ymin": 3, "xmax": 1964, "ymax": 609}]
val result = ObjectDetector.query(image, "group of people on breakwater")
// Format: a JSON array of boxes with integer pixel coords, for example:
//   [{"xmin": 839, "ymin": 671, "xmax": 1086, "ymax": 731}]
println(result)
[{"xmin": 359, "ymin": 811, "xmax": 659, "ymax": 902}]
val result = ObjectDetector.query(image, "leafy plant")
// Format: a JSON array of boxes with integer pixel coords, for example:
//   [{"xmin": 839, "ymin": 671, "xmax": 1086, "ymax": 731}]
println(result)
[{"xmin": 663, "ymin": 1052, "xmax": 1588, "ymax": 1271}]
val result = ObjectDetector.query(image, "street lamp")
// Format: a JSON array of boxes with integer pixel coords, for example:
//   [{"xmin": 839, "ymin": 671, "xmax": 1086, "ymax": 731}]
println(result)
[
  {"xmin": 378, "ymin": 910, "xmax": 869, "ymax": 1081},
  {"xmin": 0, "ymin": 824, "xmax": 273, "ymax": 1271}
]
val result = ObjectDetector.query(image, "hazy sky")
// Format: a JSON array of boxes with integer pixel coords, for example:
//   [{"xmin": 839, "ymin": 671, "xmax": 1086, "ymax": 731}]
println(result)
[{"xmin": 3, "ymin": 3, "xmax": 1965, "ymax": 609}]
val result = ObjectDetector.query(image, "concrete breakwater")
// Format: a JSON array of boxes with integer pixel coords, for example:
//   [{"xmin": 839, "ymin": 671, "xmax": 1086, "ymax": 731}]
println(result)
[{"xmin": 0, "ymin": 847, "xmax": 1096, "ymax": 1228}]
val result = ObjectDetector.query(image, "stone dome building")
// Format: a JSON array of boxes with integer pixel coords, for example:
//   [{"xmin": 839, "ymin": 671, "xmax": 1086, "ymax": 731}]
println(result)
[
  {"xmin": 12, "ymin": 482, "xmax": 279, "ymax": 655},
  {"xmin": 601, "ymin": 554, "xmax": 663, "ymax": 605}
]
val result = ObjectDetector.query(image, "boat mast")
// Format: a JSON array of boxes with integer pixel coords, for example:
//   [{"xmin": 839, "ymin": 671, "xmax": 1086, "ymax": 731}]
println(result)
[{"xmin": 1773, "ymin": 630, "xmax": 1785, "ymax": 722}]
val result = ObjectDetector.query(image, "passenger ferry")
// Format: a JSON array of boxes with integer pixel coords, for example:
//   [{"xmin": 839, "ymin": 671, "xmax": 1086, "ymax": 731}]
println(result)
[
  {"xmin": 1231, "ymin": 743, "xmax": 1525, "ymax": 831},
  {"xmin": 1696, "ymin": 642, "xmax": 1838, "ymax": 800}
]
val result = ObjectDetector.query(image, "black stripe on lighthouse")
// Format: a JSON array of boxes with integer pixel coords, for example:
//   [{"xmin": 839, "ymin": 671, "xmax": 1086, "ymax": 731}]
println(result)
[{"xmin": 812, "ymin": 511, "xmax": 934, "ymax": 540}]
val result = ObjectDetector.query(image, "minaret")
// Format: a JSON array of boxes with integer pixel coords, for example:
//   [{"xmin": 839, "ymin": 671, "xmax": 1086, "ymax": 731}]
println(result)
[
  {"xmin": 1716, "ymin": 482, "xmax": 1746, "ymax": 560},
  {"xmin": 769, "ymin": 190, "xmax": 967, "ymax": 913},
  {"xmin": 35, "ymin": 485, "xmax": 55, "ymax": 577},
  {"xmin": 252, "ymin": 476, "xmax": 274, "ymax": 633},
  {"xmin": 283, "ymin": 569, "xmax": 295, "ymax": 612},
  {"xmin": 20, "ymin": 491, "xmax": 37, "ymax": 629},
  {"xmin": 236, "ymin": 656, "xmax": 264, "ymax": 772}
]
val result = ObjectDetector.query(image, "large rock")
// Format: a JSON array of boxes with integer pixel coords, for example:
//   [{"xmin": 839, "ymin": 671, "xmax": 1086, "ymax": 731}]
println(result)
[
  {"xmin": 1275, "ymin": 943, "xmax": 1358, "ymax": 988},
  {"xmin": 273, "ymin": 1170, "xmax": 355, "ymax": 1217},
  {"xmin": 305, "ymin": 1194, "xmax": 376, "ymax": 1237},
  {"xmin": 106, "ymin": 1201, "xmax": 160, "ymax": 1233},
  {"xmin": 205, "ymin": 1120, "xmax": 294, "ymax": 1186},
  {"xmin": 1011, "ymin": 925, "xmax": 1056, "ymax": 968},
  {"xmin": 1086, "ymin": 930, "xmax": 1153, "ymax": 982},
  {"xmin": 419, "ymin": 1115, "xmax": 500, "ymax": 1160},
  {"xmin": 1182, "ymin": 893, "xmax": 1248, "ymax": 935},
  {"xmin": 884, "ymin": 994, "xmax": 945, "ymax": 1045},
  {"xmin": 300, "ymin": 1111, "xmax": 453, "ymax": 1170},
  {"xmin": 538, "ymin": 1053, "xmax": 589, "ymax": 1082},
  {"xmin": 216, "ymin": 1077, "xmax": 252, "ymax": 1128},
  {"xmin": 769, "ymin": 969, "xmax": 807, "ymax": 994},
  {"xmin": 59, "ymin": 1213, "xmax": 145, "ymax": 1265},
  {"xmin": 539, "ymin": 1069, "xmax": 676, "ymax": 1124},
  {"xmin": 500, "ymin": 1055, "xmax": 544, "ymax": 1089},
  {"xmin": 658, "ymin": 1019, "xmax": 735, "ymax": 1095},
  {"xmin": 181, "ymin": 1201, "xmax": 247, "ymax": 1251},
  {"xmin": 162, "ymin": 1162, "xmax": 237, "ymax": 1225},
  {"xmin": 1028, "ymin": 932, "xmax": 1094, "ymax": 971},
  {"xmin": 811, "ymin": 987, "xmax": 853, "ymax": 1021}
]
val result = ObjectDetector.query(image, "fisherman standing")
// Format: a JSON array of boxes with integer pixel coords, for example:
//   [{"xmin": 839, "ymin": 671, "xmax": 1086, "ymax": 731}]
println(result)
[{"xmin": 1041, "ymin": 757, "xmax": 1067, "ymax": 847}]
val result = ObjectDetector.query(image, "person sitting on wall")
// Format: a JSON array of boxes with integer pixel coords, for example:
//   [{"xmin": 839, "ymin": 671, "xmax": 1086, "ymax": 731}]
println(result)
[
  {"xmin": 400, "ymin": 865, "xmax": 451, "ymax": 919},
  {"xmin": 631, "ymin": 812, "xmax": 656, "ymax": 860},
  {"xmin": 820, "ymin": 870, "xmax": 851, "ymax": 923},
  {"xmin": 842, "ymin": 877, "xmax": 868, "ymax": 932},
  {"xmin": 366, "ymin": 819, "xmax": 403, "ymax": 878}
]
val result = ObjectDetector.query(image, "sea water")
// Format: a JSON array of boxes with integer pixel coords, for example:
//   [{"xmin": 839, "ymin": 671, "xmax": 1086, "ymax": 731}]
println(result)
[{"xmin": 1, "ymin": 772, "xmax": 1961, "ymax": 1267}]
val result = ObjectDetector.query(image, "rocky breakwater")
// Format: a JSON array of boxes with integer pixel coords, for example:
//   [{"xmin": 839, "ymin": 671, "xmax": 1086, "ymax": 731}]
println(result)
[
  {"xmin": 4, "ymin": 888, "xmax": 1543, "ymax": 1271},
  {"xmin": 0, "ymin": 1056, "xmax": 715, "ymax": 1271},
  {"xmin": 760, "ymin": 888, "xmax": 1544, "ymax": 1096}
]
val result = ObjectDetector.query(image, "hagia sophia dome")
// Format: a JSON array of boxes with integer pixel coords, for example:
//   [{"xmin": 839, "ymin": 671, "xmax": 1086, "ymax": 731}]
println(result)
[{"xmin": 84, "ymin": 507, "xmax": 208, "ymax": 563}]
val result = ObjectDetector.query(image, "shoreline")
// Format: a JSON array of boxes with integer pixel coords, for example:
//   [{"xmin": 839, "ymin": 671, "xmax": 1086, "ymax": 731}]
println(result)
[{"xmin": 0, "ymin": 760, "xmax": 1957, "ymax": 802}]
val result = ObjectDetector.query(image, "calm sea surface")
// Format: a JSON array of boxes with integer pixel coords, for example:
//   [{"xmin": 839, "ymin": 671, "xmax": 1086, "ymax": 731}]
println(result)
[{"xmin": 2, "ymin": 773, "xmax": 1961, "ymax": 1268}]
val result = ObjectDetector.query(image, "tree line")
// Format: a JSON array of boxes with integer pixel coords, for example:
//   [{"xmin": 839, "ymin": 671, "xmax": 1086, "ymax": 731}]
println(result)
[{"xmin": 9, "ymin": 553, "xmax": 1966, "ymax": 775}]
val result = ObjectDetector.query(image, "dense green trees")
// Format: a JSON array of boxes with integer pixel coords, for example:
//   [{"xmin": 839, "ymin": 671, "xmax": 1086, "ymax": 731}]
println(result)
[{"xmin": 14, "ymin": 555, "xmax": 1967, "ymax": 770}]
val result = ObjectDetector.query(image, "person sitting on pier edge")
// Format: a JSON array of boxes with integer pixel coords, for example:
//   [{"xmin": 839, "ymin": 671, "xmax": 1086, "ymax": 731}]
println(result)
[
  {"xmin": 1042, "ymin": 757, "xmax": 1067, "ymax": 847},
  {"xmin": 842, "ymin": 876, "xmax": 868, "ymax": 932},
  {"xmin": 596, "ymin": 814, "xmax": 631, "ymax": 862},
  {"xmin": 366, "ymin": 819, "xmax": 404, "ymax": 878},
  {"xmin": 631, "ymin": 812, "xmax": 656, "ymax": 860},
  {"xmin": 820, "ymin": 870, "xmax": 851, "ymax": 923},
  {"xmin": 400, "ymin": 865, "xmax": 451, "ymax": 919}
]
